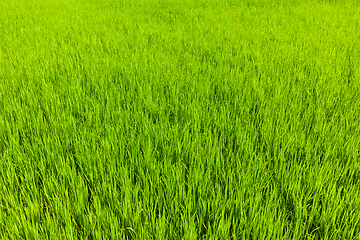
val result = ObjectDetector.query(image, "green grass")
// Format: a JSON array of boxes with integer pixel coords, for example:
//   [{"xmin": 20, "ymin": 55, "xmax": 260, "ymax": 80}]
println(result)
[{"xmin": 1, "ymin": 0, "xmax": 360, "ymax": 239}]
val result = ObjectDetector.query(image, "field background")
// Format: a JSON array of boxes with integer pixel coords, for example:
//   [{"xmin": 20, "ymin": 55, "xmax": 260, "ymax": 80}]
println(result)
[{"xmin": 1, "ymin": 0, "xmax": 360, "ymax": 239}]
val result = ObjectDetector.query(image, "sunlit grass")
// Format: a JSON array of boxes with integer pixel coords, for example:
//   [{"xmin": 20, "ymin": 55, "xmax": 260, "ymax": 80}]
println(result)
[{"xmin": 0, "ymin": 0, "xmax": 360, "ymax": 239}]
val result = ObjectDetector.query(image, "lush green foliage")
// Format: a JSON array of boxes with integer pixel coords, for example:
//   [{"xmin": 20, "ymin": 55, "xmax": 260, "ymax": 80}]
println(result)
[{"xmin": 1, "ymin": 0, "xmax": 360, "ymax": 239}]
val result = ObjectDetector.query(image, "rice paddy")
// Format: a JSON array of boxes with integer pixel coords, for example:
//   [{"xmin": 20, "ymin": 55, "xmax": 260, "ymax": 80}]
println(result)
[{"xmin": 1, "ymin": 0, "xmax": 360, "ymax": 239}]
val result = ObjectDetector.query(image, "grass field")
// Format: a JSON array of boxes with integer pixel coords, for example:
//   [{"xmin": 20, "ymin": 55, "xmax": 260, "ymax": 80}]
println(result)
[{"xmin": 1, "ymin": 0, "xmax": 360, "ymax": 239}]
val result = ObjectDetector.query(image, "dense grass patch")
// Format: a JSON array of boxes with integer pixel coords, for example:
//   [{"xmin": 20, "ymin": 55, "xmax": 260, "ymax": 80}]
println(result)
[{"xmin": 1, "ymin": 0, "xmax": 360, "ymax": 239}]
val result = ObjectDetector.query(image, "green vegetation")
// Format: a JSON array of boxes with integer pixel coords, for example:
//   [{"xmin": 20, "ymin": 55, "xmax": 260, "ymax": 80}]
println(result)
[{"xmin": 1, "ymin": 0, "xmax": 360, "ymax": 239}]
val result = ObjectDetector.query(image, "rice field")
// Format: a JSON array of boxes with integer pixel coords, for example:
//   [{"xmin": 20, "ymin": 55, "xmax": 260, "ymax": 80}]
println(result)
[{"xmin": 1, "ymin": 0, "xmax": 360, "ymax": 239}]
